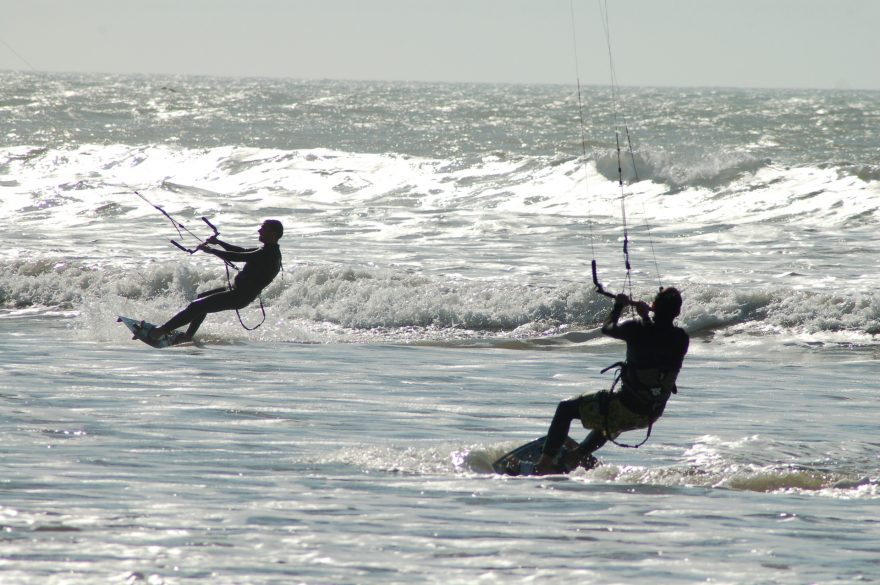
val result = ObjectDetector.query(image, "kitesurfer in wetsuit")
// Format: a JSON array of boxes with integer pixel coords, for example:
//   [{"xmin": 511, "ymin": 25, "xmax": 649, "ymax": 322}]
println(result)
[
  {"xmin": 150, "ymin": 219, "xmax": 283, "ymax": 342},
  {"xmin": 534, "ymin": 287, "xmax": 689, "ymax": 475}
]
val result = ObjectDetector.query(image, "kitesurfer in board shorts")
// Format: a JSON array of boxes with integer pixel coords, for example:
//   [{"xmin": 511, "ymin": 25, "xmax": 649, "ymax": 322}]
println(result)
[
  {"xmin": 535, "ymin": 287, "xmax": 689, "ymax": 475},
  {"xmin": 150, "ymin": 219, "xmax": 283, "ymax": 342}
]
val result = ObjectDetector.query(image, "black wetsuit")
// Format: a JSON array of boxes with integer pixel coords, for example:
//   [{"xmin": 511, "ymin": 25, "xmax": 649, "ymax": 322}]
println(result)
[
  {"xmin": 542, "ymin": 302, "xmax": 689, "ymax": 459},
  {"xmin": 161, "ymin": 240, "xmax": 282, "ymax": 337},
  {"xmin": 604, "ymin": 307, "xmax": 690, "ymax": 418}
]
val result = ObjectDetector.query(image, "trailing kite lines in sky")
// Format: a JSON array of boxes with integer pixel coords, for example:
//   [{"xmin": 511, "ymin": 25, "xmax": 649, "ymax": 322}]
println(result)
[{"xmin": 569, "ymin": 0, "xmax": 662, "ymax": 303}]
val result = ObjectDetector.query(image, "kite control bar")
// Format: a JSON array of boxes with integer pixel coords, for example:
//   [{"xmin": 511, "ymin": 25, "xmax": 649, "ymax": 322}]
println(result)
[
  {"xmin": 170, "ymin": 217, "xmax": 219, "ymax": 254},
  {"xmin": 201, "ymin": 216, "xmax": 220, "ymax": 236},
  {"xmin": 169, "ymin": 240, "xmax": 194, "ymax": 254},
  {"xmin": 166, "ymin": 213, "xmax": 238, "ymax": 274},
  {"xmin": 133, "ymin": 191, "xmax": 232, "ymax": 269},
  {"xmin": 591, "ymin": 260, "xmax": 616, "ymax": 299}
]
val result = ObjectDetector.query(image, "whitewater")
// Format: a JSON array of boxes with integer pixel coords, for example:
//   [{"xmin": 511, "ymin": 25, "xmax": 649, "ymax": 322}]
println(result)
[{"xmin": 1, "ymin": 71, "xmax": 879, "ymax": 584}]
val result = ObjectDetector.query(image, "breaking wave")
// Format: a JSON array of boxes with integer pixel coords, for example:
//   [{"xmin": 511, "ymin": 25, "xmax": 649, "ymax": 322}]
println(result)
[{"xmin": 3, "ymin": 256, "xmax": 880, "ymax": 345}]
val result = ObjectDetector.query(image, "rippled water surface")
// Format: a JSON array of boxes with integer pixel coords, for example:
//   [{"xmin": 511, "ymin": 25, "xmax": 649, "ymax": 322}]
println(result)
[{"xmin": 2, "ymin": 73, "xmax": 879, "ymax": 583}]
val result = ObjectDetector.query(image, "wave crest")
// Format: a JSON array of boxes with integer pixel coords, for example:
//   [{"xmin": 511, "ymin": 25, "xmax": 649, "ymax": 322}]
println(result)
[
  {"xmin": 594, "ymin": 146, "xmax": 772, "ymax": 191},
  {"xmin": 4, "ymin": 257, "xmax": 880, "ymax": 345}
]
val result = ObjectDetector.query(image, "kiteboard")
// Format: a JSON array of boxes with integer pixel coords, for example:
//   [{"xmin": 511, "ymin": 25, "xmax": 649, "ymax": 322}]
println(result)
[
  {"xmin": 117, "ymin": 316, "xmax": 188, "ymax": 348},
  {"xmin": 492, "ymin": 435, "xmax": 598, "ymax": 476}
]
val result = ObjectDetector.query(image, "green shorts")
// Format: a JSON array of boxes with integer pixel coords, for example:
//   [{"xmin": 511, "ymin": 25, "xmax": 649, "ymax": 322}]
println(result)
[{"xmin": 577, "ymin": 391, "xmax": 653, "ymax": 439}]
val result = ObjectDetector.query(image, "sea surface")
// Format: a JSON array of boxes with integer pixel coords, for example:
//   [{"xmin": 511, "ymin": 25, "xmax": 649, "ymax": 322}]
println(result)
[{"xmin": 1, "ymin": 71, "xmax": 879, "ymax": 584}]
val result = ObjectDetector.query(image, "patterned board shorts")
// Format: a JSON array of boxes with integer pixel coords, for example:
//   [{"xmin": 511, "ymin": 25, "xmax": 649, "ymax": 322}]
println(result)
[{"xmin": 577, "ymin": 391, "xmax": 653, "ymax": 439}]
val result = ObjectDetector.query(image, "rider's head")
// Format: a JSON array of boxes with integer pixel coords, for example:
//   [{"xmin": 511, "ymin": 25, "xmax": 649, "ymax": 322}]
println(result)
[
  {"xmin": 652, "ymin": 287, "xmax": 682, "ymax": 323},
  {"xmin": 259, "ymin": 219, "xmax": 284, "ymax": 243}
]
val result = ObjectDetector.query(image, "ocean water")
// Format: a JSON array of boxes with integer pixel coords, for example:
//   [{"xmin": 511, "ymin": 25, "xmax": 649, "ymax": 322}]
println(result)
[{"xmin": 1, "ymin": 71, "xmax": 879, "ymax": 584}]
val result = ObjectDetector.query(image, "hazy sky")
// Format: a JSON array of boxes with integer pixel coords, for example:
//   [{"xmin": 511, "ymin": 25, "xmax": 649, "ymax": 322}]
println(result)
[{"xmin": 2, "ymin": 0, "xmax": 878, "ymax": 90}]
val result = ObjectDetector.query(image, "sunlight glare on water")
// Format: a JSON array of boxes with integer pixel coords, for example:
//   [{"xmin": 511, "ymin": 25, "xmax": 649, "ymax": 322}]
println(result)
[{"xmin": 1, "ymin": 73, "xmax": 879, "ymax": 584}]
